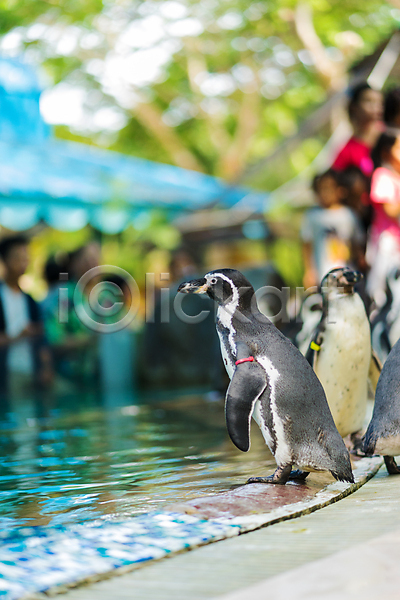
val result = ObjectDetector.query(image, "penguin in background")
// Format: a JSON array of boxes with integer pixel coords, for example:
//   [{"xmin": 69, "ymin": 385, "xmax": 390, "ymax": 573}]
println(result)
[
  {"xmin": 385, "ymin": 267, "xmax": 400, "ymax": 348},
  {"xmin": 305, "ymin": 268, "xmax": 381, "ymax": 440},
  {"xmin": 178, "ymin": 268, "xmax": 354, "ymax": 485},
  {"xmin": 370, "ymin": 267, "xmax": 400, "ymax": 364},
  {"xmin": 295, "ymin": 292, "xmax": 323, "ymax": 354},
  {"xmin": 363, "ymin": 336, "xmax": 400, "ymax": 474}
]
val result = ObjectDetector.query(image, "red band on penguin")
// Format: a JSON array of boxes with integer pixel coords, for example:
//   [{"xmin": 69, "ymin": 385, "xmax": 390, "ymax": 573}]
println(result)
[{"xmin": 235, "ymin": 356, "xmax": 255, "ymax": 365}]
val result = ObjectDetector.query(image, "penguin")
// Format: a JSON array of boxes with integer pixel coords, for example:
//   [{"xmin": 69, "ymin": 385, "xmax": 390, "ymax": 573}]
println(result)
[
  {"xmin": 371, "ymin": 318, "xmax": 392, "ymax": 367},
  {"xmin": 385, "ymin": 267, "xmax": 400, "ymax": 348},
  {"xmin": 370, "ymin": 267, "xmax": 400, "ymax": 364},
  {"xmin": 305, "ymin": 268, "xmax": 381, "ymax": 440},
  {"xmin": 178, "ymin": 268, "xmax": 354, "ymax": 485},
  {"xmin": 295, "ymin": 292, "xmax": 323, "ymax": 354},
  {"xmin": 363, "ymin": 335, "xmax": 400, "ymax": 474}
]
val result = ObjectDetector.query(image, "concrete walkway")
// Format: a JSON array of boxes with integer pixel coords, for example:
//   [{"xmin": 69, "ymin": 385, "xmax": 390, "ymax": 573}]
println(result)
[
  {"xmin": 217, "ymin": 527, "xmax": 400, "ymax": 600},
  {"xmin": 57, "ymin": 464, "xmax": 400, "ymax": 600}
]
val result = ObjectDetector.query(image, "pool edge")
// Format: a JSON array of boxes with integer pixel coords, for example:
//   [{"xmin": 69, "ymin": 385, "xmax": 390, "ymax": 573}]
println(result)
[{"xmin": 16, "ymin": 455, "xmax": 383, "ymax": 600}]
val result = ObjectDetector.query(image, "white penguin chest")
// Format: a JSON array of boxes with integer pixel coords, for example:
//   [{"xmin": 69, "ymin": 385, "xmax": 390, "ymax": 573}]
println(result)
[
  {"xmin": 216, "ymin": 300, "xmax": 240, "ymax": 380},
  {"xmin": 315, "ymin": 295, "xmax": 371, "ymax": 437},
  {"xmin": 218, "ymin": 329, "xmax": 235, "ymax": 379}
]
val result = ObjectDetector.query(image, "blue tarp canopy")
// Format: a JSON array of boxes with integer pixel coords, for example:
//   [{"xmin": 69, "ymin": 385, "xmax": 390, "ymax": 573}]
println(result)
[{"xmin": 0, "ymin": 57, "xmax": 269, "ymax": 233}]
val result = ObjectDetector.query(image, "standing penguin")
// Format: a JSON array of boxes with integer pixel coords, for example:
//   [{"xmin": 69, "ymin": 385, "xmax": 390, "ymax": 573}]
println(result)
[
  {"xmin": 178, "ymin": 269, "xmax": 353, "ymax": 485},
  {"xmin": 305, "ymin": 268, "xmax": 381, "ymax": 439},
  {"xmin": 363, "ymin": 336, "xmax": 400, "ymax": 474},
  {"xmin": 370, "ymin": 267, "xmax": 400, "ymax": 364}
]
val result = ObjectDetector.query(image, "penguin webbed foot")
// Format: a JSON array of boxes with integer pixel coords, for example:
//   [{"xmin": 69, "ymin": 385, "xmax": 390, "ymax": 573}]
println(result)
[
  {"xmin": 288, "ymin": 469, "xmax": 309, "ymax": 481},
  {"xmin": 247, "ymin": 464, "xmax": 293, "ymax": 485},
  {"xmin": 344, "ymin": 432, "xmax": 365, "ymax": 456},
  {"xmin": 349, "ymin": 431, "xmax": 365, "ymax": 456},
  {"xmin": 384, "ymin": 455, "xmax": 400, "ymax": 475}
]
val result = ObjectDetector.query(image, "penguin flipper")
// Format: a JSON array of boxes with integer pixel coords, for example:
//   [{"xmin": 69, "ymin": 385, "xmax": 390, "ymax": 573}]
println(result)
[
  {"xmin": 368, "ymin": 350, "xmax": 382, "ymax": 393},
  {"xmin": 225, "ymin": 360, "xmax": 267, "ymax": 452},
  {"xmin": 305, "ymin": 330, "xmax": 323, "ymax": 368}
]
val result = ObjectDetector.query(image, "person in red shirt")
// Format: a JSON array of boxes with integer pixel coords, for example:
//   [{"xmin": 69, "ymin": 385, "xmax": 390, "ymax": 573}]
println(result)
[
  {"xmin": 333, "ymin": 83, "xmax": 383, "ymax": 177},
  {"xmin": 367, "ymin": 129, "xmax": 400, "ymax": 306}
]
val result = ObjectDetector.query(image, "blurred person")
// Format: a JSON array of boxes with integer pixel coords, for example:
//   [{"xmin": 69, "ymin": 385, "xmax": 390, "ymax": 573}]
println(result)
[
  {"xmin": 68, "ymin": 241, "xmax": 101, "ymax": 285},
  {"xmin": 338, "ymin": 166, "xmax": 371, "ymax": 235},
  {"xmin": 41, "ymin": 252, "xmax": 69, "ymax": 315},
  {"xmin": 301, "ymin": 169, "xmax": 365, "ymax": 289},
  {"xmin": 169, "ymin": 248, "xmax": 200, "ymax": 281},
  {"xmin": 140, "ymin": 247, "xmax": 224, "ymax": 392},
  {"xmin": 97, "ymin": 274, "xmax": 136, "ymax": 393},
  {"xmin": 244, "ymin": 264, "xmax": 288, "ymax": 331},
  {"xmin": 333, "ymin": 82, "xmax": 383, "ymax": 177},
  {"xmin": 367, "ymin": 129, "xmax": 400, "ymax": 306},
  {"xmin": 384, "ymin": 87, "xmax": 400, "ymax": 128},
  {"xmin": 0, "ymin": 235, "xmax": 52, "ymax": 396},
  {"xmin": 41, "ymin": 244, "xmax": 99, "ymax": 386}
]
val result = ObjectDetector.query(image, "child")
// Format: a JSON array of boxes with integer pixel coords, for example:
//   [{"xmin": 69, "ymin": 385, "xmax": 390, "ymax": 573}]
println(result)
[
  {"xmin": 338, "ymin": 166, "xmax": 372, "ymax": 236},
  {"xmin": 367, "ymin": 129, "xmax": 400, "ymax": 306},
  {"xmin": 301, "ymin": 169, "xmax": 365, "ymax": 289}
]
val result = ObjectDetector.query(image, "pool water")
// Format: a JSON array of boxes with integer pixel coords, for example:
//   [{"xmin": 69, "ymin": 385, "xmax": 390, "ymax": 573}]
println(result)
[{"xmin": 0, "ymin": 390, "xmax": 275, "ymax": 531}]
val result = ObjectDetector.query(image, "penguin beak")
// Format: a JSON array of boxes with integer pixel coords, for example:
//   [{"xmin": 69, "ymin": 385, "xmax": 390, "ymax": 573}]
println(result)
[
  {"xmin": 336, "ymin": 270, "xmax": 363, "ymax": 294},
  {"xmin": 342, "ymin": 271, "xmax": 363, "ymax": 285},
  {"xmin": 178, "ymin": 278, "xmax": 209, "ymax": 294}
]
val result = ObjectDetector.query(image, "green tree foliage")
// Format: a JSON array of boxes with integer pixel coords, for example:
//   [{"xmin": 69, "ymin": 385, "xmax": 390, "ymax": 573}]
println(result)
[{"xmin": 0, "ymin": 0, "xmax": 398, "ymax": 184}]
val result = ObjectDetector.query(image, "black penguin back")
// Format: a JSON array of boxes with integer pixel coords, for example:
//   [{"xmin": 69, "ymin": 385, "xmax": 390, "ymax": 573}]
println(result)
[
  {"xmin": 364, "ymin": 337, "xmax": 400, "ymax": 455},
  {"xmin": 252, "ymin": 323, "xmax": 354, "ymax": 483}
]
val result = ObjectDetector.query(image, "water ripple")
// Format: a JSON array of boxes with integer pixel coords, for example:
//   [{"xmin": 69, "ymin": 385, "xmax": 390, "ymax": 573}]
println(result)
[{"xmin": 0, "ymin": 393, "xmax": 274, "ymax": 530}]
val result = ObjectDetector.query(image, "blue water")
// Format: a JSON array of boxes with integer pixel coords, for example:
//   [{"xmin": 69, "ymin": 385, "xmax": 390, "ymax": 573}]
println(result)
[{"xmin": 0, "ymin": 390, "xmax": 273, "ymax": 531}]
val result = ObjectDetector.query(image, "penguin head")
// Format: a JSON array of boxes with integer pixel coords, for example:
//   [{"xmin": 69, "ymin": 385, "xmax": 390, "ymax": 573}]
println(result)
[
  {"xmin": 178, "ymin": 268, "xmax": 254, "ymax": 309},
  {"xmin": 320, "ymin": 267, "xmax": 363, "ymax": 296}
]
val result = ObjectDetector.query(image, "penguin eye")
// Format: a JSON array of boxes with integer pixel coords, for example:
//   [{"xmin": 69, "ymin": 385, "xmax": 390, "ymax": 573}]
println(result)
[{"xmin": 209, "ymin": 277, "xmax": 218, "ymax": 285}]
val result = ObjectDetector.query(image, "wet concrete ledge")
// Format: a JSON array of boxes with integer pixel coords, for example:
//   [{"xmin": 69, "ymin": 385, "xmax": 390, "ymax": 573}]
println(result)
[
  {"xmin": 165, "ymin": 455, "xmax": 383, "ymax": 532},
  {"xmin": 7, "ymin": 455, "xmax": 382, "ymax": 600}
]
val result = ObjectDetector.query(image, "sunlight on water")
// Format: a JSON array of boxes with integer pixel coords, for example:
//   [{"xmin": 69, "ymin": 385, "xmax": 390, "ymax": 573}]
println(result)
[{"xmin": 0, "ymin": 390, "xmax": 275, "ymax": 530}]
